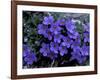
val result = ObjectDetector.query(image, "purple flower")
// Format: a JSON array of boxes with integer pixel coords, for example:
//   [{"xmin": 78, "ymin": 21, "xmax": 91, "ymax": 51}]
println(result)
[
  {"xmin": 57, "ymin": 19, "xmax": 66, "ymax": 26},
  {"xmin": 38, "ymin": 24, "xmax": 53, "ymax": 40},
  {"xmin": 23, "ymin": 45, "xmax": 30, "ymax": 57},
  {"xmin": 23, "ymin": 45, "xmax": 37, "ymax": 65},
  {"xmin": 70, "ymin": 50, "xmax": 86, "ymax": 64},
  {"xmin": 67, "ymin": 30, "xmax": 79, "ymax": 39},
  {"xmin": 37, "ymin": 24, "xmax": 48, "ymax": 35},
  {"xmin": 50, "ymin": 22, "xmax": 62, "ymax": 35},
  {"xmin": 62, "ymin": 36, "xmax": 73, "ymax": 48},
  {"xmin": 54, "ymin": 33, "xmax": 62, "ymax": 43},
  {"xmin": 83, "ymin": 32, "xmax": 90, "ymax": 42},
  {"xmin": 40, "ymin": 43, "xmax": 50, "ymax": 56},
  {"xmin": 59, "ymin": 44, "xmax": 68, "ymax": 56},
  {"xmin": 83, "ymin": 23, "xmax": 90, "ymax": 32},
  {"xmin": 80, "ymin": 45, "xmax": 89, "ymax": 56},
  {"xmin": 50, "ymin": 42, "xmax": 59, "ymax": 54},
  {"xmin": 43, "ymin": 16, "xmax": 54, "ymax": 25},
  {"xmin": 40, "ymin": 43, "xmax": 57, "ymax": 60},
  {"xmin": 44, "ymin": 29, "xmax": 53, "ymax": 40},
  {"xmin": 71, "ymin": 37, "xmax": 81, "ymax": 52},
  {"xmin": 65, "ymin": 19, "xmax": 76, "ymax": 33}
]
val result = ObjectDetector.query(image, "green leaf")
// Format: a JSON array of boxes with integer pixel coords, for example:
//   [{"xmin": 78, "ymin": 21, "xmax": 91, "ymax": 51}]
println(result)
[
  {"xmin": 33, "ymin": 16, "xmax": 40, "ymax": 26},
  {"xmin": 75, "ymin": 22, "xmax": 84, "ymax": 33}
]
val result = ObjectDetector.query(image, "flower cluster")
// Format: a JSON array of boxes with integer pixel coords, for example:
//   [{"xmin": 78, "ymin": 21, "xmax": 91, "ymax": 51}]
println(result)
[
  {"xmin": 38, "ymin": 15, "xmax": 90, "ymax": 64},
  {"xmin": 23, "ymin": 45, "xmax": 37, "ymax": 65},
  {"xmin": 23, "ymin": 11, "xmax": 90, "ymax": 68}
]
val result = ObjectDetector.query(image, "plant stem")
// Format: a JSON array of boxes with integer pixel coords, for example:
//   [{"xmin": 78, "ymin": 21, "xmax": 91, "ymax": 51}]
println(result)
[{"xmin": 51, "ymin": 59, "xmax": 55, "ymax": 67}]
